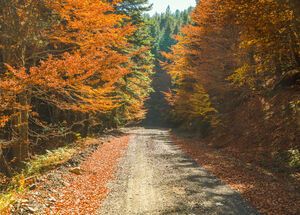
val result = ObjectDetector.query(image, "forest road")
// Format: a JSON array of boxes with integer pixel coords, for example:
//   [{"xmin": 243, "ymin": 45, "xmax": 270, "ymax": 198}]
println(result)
[{"xmin": 98, "ymin": 128, "xmax": 259, "ymax": 215}]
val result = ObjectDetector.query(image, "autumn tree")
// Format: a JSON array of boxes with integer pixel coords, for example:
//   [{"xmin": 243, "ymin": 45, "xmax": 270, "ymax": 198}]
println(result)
[
  {"xmin": 226, "ymin": 0, "xmax": 300, "ymax": 89},
  {"xmin": 165, "ymin": 0, "xmax": 299, "ymax": 135},
  {"xmin": 0, "ymin": 0, "xmax": 134, "ymax": 173},
  {"xmin": 0, "ymin": 0, "xmax": 50, "ymax": 167},
  {"xmin": 164, "ymin": 0, "xmax": 234, "ymax": 131}
]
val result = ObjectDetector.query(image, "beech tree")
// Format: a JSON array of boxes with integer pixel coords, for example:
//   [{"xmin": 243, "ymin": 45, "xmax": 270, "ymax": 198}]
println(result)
[
  {"xmin": 164, "ymin": 0, "xmax": 299, "ymax": 132},
  {"xmin": 226, "ymin": 0, "xmax": 300, "ymax": 88},
  {"xmin": 0, "ymin": 0, "xmax": 49, "ymax": 167},
  {"xmin": 0, "ymin": 0, "xmax": 134, "ymax": 172}
]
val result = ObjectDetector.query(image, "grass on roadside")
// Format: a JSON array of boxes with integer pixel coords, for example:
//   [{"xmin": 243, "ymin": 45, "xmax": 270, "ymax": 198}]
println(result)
[{"xmin": 0, "ymin": 146, "xmax": 77, "ymax": 213}]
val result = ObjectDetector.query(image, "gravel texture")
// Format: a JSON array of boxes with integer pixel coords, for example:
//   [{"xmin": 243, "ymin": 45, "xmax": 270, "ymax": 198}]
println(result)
[{"xmin": 98, "ymin": 128, "xmax": 259, "ymax": 215}]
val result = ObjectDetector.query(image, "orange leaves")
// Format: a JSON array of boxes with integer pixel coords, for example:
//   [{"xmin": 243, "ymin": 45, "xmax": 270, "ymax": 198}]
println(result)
[
  {"xmin": 0, "ymin": 64, "xmax": 31, "ymax": 127},
  {"xmin": 223, "ymin": 0, "xmax": 299, "ymax": 85},
  {"xmin": 165, "ymin": 0, "xmax": 299, "ymax": 130},
  {"xmin": 0, "ymin": 116, "xmax": 9, "ymax": 128},
  {"xmin": 0, "ymin": 0, "xmax": 135, "ymax": 128},
  {"xmin": 28, "ymin": 52, "xmax": 127, "ymax": 112},
  {"xmin": 47, "ymin": 0, "xmax": 134, "ymax": 51},
  {"xmin": 50, "ymin": 136, "xmax": 130, "ymax": 214},
  {"xmin": 0, "ymin": 65, "xmax": 30, "ymax": 93},
  {"xmin": 29, "ymin": 0, "xmax": 134, "ymax": 113},
  {"xmin": 174, "ymin": 137, "xmax": 300, "ymax": 215},
  {"xmin": 37, "ymin": 0, "xmax": 134, "ymax": 113},
  {"xmin": 163, "ymin": 0, "xmax": 237, "ymax": 129}
]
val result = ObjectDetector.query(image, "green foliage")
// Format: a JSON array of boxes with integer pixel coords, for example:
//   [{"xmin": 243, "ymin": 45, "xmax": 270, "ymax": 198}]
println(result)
[
  {"xmin": 288, "ymin": 149, "xmax": 300, "ymax": 169},
  {"xmin": 24, "ymin": 147, "xmax": 76, "ymax": 176},
  {"xmin": 75, "ymin": 133, "xmax": 82, "ymax": 140},
  {"xmin": 0, "ymin": 189, "xmax": 16, "ymax": 214},
  {"xmin": 0, "ymin": 146, "xmax": 76, "ymax": 213},
  {"xmin": 228, "ymin": 64, "xmax": 255, "ymax": 88},
  {"xmin": 147, "ymin": 7, "xmax": 193, "ymax": 58},
  {"xmin": 112, "ymin": 0, "xmax": 155, "ymax": 124},
  {"xmin": 142, "ymin": 7, "xmax": 194, "ymax": 127},
  {"xmin": 168, "ymin": 82, "xmax": 218, "ymax": 132}
]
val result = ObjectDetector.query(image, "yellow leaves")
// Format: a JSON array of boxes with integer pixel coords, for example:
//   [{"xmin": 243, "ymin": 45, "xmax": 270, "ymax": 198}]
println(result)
[
  {"xmin": 219, "ymin": 0, "xmax": 300, "ymax": 90},
  {"xmin": 175, "ymin": 83, "xmax": 217, "ymax": 122},
  {"xmin": 163, "ymin": 2, "xmax": 220, "ymax": 126},
  {"xmin": 239, "ymin": 39, "xmax": 259, "ymax": 49},
  {"xmin": 164, "ymin": 0, "xmax": 299, "ymax": 132},
  {"xmin": 189, "ymin": 84, "xmax": 217, "ymax": 116},
  {"xmin": 17, "ymin": 174, "xmax": 26, "ymax": 191},
  {"xmin": 227, "ymin": 64, "xmax": 255, "ymax": 88}
]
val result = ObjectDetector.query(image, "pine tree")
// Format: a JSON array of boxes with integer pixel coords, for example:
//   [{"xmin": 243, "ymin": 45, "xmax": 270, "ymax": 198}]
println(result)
[
  {"xmin": 112, "ymin": 0, "xmax": 155, "ymax": 125},
  {"xmin": 144, "ymin": 7, "xmax": 194, "ymax": 126}
]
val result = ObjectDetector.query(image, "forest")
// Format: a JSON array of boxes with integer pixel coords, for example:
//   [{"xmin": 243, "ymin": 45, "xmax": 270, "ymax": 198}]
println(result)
[
  {"xmin": 164, "ymin": 0, "xmax": 300, "ymax": 172},
  {"xmin": 0, "ymin": 0, "xmax": 193, "ymax": 176},
  {"xmin": 0, "ymin": 0, "xmax": 299, "ymax": 214}
]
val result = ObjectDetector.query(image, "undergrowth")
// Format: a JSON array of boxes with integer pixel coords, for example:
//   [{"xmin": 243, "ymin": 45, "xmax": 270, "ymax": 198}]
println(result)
[
  {"xmin": 288, "ymin": 149, "xmax": 300, "ymax": 169},
  {"xmin": 0, "ymin": 146, "xmax": 77, "ymax": 213}
]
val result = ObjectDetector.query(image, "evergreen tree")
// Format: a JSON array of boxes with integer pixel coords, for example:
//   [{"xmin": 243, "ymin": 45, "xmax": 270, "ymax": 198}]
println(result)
[
  {"xmin": 147, "ymin": 6, "xmax": 193, "ymax": 58},
  {"xmin": 112, "ymin": 0, "xmax": 155, "ymax": 125},
  {"xmin": 143, "ymin": 7, "xmax": 194, "ymax": 126}
]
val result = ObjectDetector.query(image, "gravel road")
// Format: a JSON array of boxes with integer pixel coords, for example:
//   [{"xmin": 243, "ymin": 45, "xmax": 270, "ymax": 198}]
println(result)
[{"xmin": 98, "ymin": 128, "xmax": 259, "ymax": 215}]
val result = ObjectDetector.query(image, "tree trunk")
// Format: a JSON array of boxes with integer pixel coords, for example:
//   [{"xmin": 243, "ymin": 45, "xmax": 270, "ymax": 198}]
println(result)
[
  {"xmin": 3, "ymin": 46, "xmax": 29, "ymax": 166},
  {"xmin": 0, "ymin": 147, "xmax": 12, "ymax": 176},
  {"xmin": 1, "ymin": 0, "xmax": 33, "ymax": 168},
  {"xmin": 83, "ymin": 113, "xmax": 90, "ymax": 137},
  {"xmin": 11, "ymin": 92, "xmax": 30, "ymax": 167},
  {"xmin": 3, "ymin": 47, "xmax": 30, "ymax": 167},
  {"xmin": 289, "ymin": 29, "xmax": 300, "ymax": 67}
]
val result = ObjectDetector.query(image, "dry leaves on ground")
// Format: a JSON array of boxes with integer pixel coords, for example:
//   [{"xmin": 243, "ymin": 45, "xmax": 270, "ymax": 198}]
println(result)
[
  {"xmin": 173, "ymin": 136, "xmax": 300, "ymax": 215},
  {"xmin": 46, "ymin": 135, "xmax": 130, "ymax": 214}
]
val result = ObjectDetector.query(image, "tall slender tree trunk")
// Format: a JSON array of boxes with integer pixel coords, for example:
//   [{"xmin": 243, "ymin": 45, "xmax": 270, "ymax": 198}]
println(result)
[
  {"xmin": 289, "ymin": 29, "xmax": 300, "ymax": 67},
  {"xmin": 3, "ymin": 46, "xmax": 30, "ymax": 167},
  {"xmin": 1, "ymin": 0, "xmax": 37, "ymax": 168},
  {"xmin": 11, "ymin": 92, "xmax": 30, "ymax": 166},
  {"xmin": 289, "ymin": 0, "xmax": 300, "ymax": 67},
  {"xmin": 83, "ymin": 113, "xmax": 90, "ymax": 137},
  {"xmin": 0, "ymin": 147, "xmax": 12, "ymax": 176}
]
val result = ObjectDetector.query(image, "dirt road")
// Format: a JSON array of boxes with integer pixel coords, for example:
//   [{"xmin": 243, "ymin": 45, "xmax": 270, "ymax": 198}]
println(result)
[{"xmin": 98, "ymin": 128, "xmax": 258, "ymax": 215}]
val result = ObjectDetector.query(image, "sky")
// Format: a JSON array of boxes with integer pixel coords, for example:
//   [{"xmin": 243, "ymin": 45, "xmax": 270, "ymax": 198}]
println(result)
[{"xmin": 148, "ymin": 0, "xmax": 196, "ymax": 15}]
